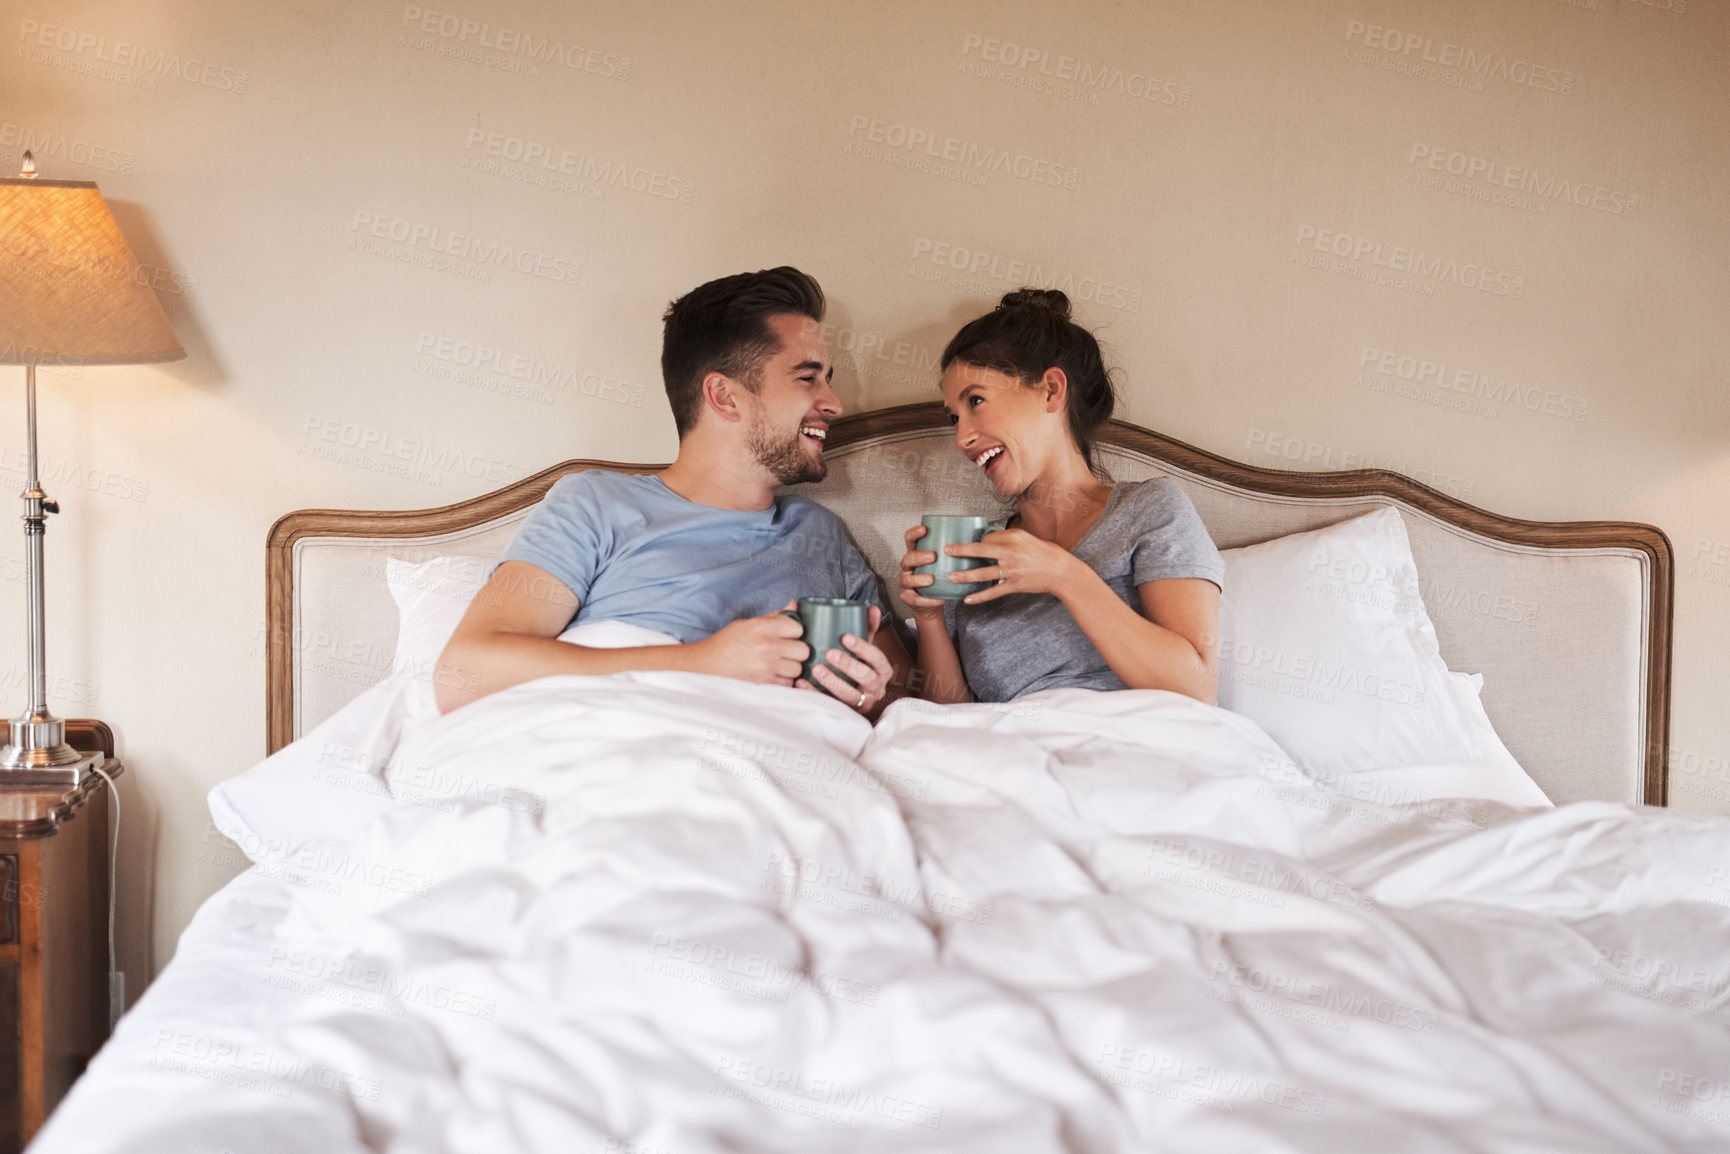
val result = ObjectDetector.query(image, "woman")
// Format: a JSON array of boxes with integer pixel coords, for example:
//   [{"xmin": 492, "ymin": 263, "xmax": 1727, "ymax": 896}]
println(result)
[{"xmin": 898, "ymin": 288, "xmax": 1223, "ymax": 705}]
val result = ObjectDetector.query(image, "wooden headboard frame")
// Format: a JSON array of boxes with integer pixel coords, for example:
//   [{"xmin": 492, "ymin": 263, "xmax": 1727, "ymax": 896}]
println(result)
[{"xmin": 266, "ymin": 401, "xmax": 1674, "ymax": 802}]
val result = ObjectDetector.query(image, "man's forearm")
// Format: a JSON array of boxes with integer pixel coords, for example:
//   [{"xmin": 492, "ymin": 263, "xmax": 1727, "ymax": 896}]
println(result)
[{"xmin": 435, "ymin": 631, "xmax": 701, "ymax": 714}]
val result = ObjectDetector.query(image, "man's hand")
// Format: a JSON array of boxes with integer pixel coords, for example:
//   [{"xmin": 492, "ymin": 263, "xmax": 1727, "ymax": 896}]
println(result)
[
  {"xmin": 686, "ymin": 605, "xmax": 809, "ymax": 686},
  {"xmin": 800, "ymin": 605, "xmax": 894, "ymax": 715}
]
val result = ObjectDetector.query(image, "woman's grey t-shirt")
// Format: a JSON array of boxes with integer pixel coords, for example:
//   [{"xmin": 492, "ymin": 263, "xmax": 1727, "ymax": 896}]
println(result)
[{"xmin": 944, "ymin": 478, "xmax": 1224, "ymax": 702}]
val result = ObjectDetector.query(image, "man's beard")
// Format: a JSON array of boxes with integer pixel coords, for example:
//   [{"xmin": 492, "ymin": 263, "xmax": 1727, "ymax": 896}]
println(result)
[{"xmin": 747, "ymin": 409, "xmax": 826, "ymax": 485}]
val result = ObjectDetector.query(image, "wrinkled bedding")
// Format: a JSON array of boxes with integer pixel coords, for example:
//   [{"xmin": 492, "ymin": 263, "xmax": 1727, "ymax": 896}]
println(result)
[{"xmin": 34, "ymin": 672, "xmax": 1730, "ymax": 1152}]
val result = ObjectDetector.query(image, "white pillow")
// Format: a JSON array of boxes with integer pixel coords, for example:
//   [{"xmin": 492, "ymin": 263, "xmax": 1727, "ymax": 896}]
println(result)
[
  {"xmin": 207, "ymin": 668, "xmax": 427, "ymax": 865},
  {"xmin": 1217, "ymin": 507, "xmax": 1480, "ymax": 775},
  {"xmin": 387, "ymin": 554, "xmax": 494, "ymax": 671},
  {"xmin": 201, "ymin": 557, "xmax": 493, "ymax": 863},
  {"xmin": 205, "ymin": 559, "xmax": 687, "ymax": 863},
  {"xmin": 202, "ymin": 557, "xmax": 495, "ymax": 862},
  {"xmin": 1321, "ymin": 672, "xmax": 1551, "ymax": 809},
  {"xmin": 387, "ymin": 555, "xmax": 496, "ymax": 721},
  {"xmin": 386, "ymin": 555, "xmax": 681, "ymax": 720}
]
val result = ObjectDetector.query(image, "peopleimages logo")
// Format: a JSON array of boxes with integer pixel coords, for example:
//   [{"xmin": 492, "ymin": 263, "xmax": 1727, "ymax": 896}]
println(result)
[
  {"xmin": 1245, "ymin": 428, "xmax": 1477, "ymax": 498},
  {"xmin": 1095, "ymin": 1042, "xmax": 1328, "ymax": 1116},
  {"xmin": 0, "ymin": 121, "xmax": 133, "ymax": 174},
  {"xmin": 1209, "ymin": 961, "xmax": 1439, "ymax": 1033},
  {"xmin": 463, "ymin": 130, "xmax": 694, "ymax": 203},
  {"xmin": 0, "ymin": 227, "xmax": 196, "ymax": 301},
  {"xmin": 413, "ymin": 332, "xmax": 645, "ymax": 408},
  {"xmin": 846, "ymin": 115, "xmax": 1079, "ymax": 189},
  {"xmin": 16, "ymin": 18, "xmax": 250, "ymax": 92},
  {"xmin": 910, "ymin": 238, "xmax": 1141, "ymax": 312},
  {"xmin": 1345, "ymin": 19, "xmax": 1575, "ymax": 95},
  {"xmin": 300, "ymin": 415, "xmax": 530, "ymax": 487},
  {"xmin": 958, "ymin": 33, "xmax": 1191, "ymax": 108},
  {"xmin": 1294, "ymin": 225, "xmax": 1525, "ymax": 299},
  {"xmin": 711, "ymin": 1058, "xmax": 944, "ymax": 1129},
  {"xmin": 1218, "ymin": 639, "xmax": 1428, "ymax": 708},
  {"xmin": 1357, "ymin": 345, "xmax": 1589, "ymax": 422},
  {"xmin": 398, "ymin": 6, "xmax": 629, "ymax": 78},
  {"xmin": 347, "ymin": 211, "xmax": 581, "ymax": 287},
  {"xmin": 1408, "ymin": 144, "xmax": 1637, "ymax": 217}
]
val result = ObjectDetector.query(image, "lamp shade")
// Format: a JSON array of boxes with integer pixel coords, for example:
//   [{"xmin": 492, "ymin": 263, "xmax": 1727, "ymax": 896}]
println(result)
[{"xmin": 0, "ymin": 176, "xmax": 185, "ymax": 366}]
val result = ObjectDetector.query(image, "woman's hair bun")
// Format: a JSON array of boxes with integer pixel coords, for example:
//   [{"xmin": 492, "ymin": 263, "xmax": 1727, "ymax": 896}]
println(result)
[
  {"xmin": 943, "ymin": 285, "xmax": 1116, "ymax": 480},
  {"xmin": 998, "ymin": 288, "xmax": 1071, "ymax": 319}
]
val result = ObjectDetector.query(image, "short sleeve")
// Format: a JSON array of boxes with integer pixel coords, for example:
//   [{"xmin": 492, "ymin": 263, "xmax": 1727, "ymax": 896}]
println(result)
[
  {"xmin": 840, "ymin": 526, "xmax": 889, "ymax": 617},
  {"xmin": 494, "ymin": 473, "xmax": 609, "ymax": 603},
  {"xmin": 1129, "ymin": 480, "xmax": 1225, "ymax": 591}
]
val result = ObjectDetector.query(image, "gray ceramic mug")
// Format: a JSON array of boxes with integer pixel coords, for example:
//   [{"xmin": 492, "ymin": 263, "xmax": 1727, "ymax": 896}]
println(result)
[
  {"xmin": 779, "ymin": 597, "xmax": 870, "ymax": 685},
  {"xmin": 914, "ymin": 515, "xmax": 997, "ymax": 599}
]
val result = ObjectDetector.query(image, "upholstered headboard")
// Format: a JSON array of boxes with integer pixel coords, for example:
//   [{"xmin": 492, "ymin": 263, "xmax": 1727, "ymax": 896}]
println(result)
[{"xmin": 267, "ymin": 403, "xmax": 1672, "ymax": 807}]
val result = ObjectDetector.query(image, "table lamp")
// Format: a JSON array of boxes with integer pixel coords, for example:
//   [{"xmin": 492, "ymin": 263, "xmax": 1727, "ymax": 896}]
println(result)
[{"xmin": 0, "ymin": 152, "xmax": 184, "ymax": 785}]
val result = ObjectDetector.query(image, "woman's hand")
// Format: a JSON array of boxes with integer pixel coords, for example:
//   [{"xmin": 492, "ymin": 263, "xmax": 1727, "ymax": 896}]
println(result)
[
  {"xmin": 897, "ymin": 525, "xmax": 949, "ymax": 619},
  {"xmin": 945, "ymin": 528, "xmax": 1085, "ymax": 605}
]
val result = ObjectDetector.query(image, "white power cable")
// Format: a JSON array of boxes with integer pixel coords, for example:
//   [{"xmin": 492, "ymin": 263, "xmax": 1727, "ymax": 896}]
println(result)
[{"xmin": 87, "ymin": 760, "xmax": 120, "ymax": 1017}]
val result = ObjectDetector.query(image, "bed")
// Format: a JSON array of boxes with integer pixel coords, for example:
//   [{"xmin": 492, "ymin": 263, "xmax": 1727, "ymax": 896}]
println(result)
[{"xmin": 33, "ymin": 403, "xmax": 1730, "ymax": 1153}]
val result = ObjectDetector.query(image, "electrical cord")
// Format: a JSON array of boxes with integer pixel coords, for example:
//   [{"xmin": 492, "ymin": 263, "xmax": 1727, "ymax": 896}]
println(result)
[{"xmin": 88, "ymin": 760, "xmax": 120, "ymax": 1022}]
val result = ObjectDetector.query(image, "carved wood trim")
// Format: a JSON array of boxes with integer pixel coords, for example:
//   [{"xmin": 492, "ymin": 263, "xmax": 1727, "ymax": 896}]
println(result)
[
  {"xmin": 265, "ymin": 403, "xmax": 1672, "ymax": 805},
  {"xmin": 827, "ymin": 404, "xmax": 1672, "ymax": 804},
  {"xmin": 0, "ymin": 760, "xmax": 124, "ymax": 842}
]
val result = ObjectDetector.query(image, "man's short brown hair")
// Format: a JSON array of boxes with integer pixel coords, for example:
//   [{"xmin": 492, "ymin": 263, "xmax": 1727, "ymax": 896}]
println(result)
[{"xmin": 660, "ymin": 267, "xmax": 826, "ymax": 438}]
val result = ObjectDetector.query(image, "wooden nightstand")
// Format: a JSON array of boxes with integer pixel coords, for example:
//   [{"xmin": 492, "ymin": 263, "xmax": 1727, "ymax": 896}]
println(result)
[{"xmin": 0, "ymin": 719, "xmax": 120, "ymax": 1153}]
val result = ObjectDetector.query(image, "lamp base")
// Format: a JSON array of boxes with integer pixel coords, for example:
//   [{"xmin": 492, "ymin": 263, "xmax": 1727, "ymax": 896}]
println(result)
[{"xmin": 0, "ymin": 713, "xmax": 99, "ymax": 786}]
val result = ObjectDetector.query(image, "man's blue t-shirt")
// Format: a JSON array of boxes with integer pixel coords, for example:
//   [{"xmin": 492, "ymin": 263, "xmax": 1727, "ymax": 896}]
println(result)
[{"xmin": 494, "ymin": 471, "xmax": 886, "ymax": 642}]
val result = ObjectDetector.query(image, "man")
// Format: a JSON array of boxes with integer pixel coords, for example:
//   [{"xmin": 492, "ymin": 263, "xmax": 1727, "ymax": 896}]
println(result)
[{"xmin": 434, "ymin": 267, "xmax": 912, "ymax": 717}]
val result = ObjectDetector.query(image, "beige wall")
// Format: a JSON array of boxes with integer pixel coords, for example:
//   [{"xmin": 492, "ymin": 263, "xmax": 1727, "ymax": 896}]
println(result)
[{"xmin": 0, "ymin": 0, "xmax": 1723, "ymax": 997}]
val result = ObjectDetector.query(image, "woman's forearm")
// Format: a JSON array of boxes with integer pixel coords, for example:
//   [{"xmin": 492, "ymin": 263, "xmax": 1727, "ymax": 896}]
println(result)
[
  {"xmin": 912, "ymin": 613, "xmax": 973, "ymax": 704},
  {"xmin": 1057, "ymin": 572, "xmax": 1217, "ymax": 704}
]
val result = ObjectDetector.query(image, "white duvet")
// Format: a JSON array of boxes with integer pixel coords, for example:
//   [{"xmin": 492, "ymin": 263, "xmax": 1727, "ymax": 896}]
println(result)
[{"xmin": 34, "ymin": 673, "xmax": 1730, "ymax": 1152}]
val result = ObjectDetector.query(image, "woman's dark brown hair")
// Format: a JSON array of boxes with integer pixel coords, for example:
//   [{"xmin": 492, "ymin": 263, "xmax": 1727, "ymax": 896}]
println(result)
[{"xmin": 940, "ymin": 288, "xmax": 1118, "ymax": 479}]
